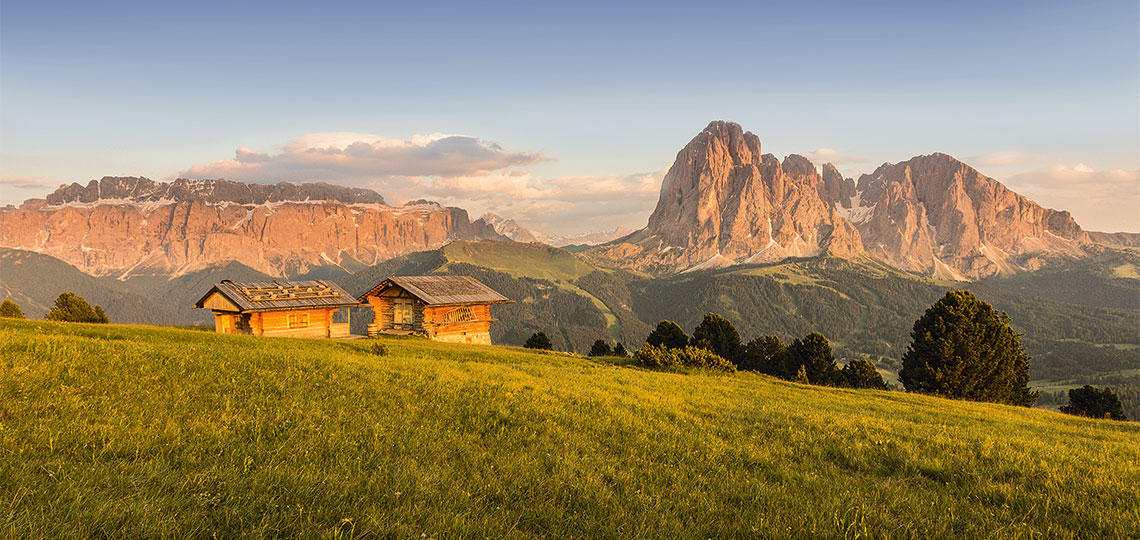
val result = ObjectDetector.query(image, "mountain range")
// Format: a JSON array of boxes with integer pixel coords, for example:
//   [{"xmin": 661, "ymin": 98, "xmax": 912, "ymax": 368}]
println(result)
[{"xmin": 586, "ymin": 121, "xmax": 1105, "ymax": 279}]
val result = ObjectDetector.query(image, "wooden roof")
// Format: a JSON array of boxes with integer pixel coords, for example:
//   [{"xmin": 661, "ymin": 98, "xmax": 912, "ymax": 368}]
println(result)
[
  {"xmin": 194, "ymin": 279, "xmax": 361, "ymax": 313},
  {"xmin": 358, "ymin": 275, "xmax": 513, "ymax": 306}
]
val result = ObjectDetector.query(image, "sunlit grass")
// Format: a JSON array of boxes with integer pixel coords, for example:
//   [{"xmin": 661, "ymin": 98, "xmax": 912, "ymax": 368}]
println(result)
[{"xmin": 1, "ymin": 318, "xmax": 1137, "ymax": 538}]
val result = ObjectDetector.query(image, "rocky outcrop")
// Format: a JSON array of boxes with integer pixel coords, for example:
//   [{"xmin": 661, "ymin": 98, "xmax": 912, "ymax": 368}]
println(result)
[
  {"xmin": 476, "ymin": 213, "xmax": 541, "ymax": 243},
  {"xmin": 586, "ymin": 121, "xmax": 864, "ymax": 274},
  {"xmin": 587, "ymin": 121, "xmax": 1095, "ymax": 279},
  {"xmin": 846, "ymin": 154, "xmax": 1088, "ymax": 279},
  {"xmin": 0, "ymin": 177, "xmax": 505, "ymax": 277},
  {"xmin": 45, "ymin": 176, "xmax": 386, "ymax": 206}
]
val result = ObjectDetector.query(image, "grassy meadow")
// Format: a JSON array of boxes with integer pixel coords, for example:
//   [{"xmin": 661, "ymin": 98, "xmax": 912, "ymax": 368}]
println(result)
[{"xmin": 1, "ymin": 318, "xmax": 1138, "ymax": 539}]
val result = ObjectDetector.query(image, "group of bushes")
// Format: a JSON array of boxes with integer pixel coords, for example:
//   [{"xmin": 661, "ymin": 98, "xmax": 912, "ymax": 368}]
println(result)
[
  {"xmin": 639, "ymin": 315, "xmax": 887, "ymax": 386},
  {"xmin": 0, "ymin": 293, "xmax": 109, "ymax": 324}
]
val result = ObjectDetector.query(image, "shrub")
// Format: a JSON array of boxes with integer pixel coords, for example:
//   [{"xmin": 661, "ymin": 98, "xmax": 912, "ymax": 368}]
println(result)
[
  {"xmin": 612, "ymin": 342, "xmax": 629, "ymax": 357},
  {"xmin": 634, "ymin": 344, "xmax": 735, "ymax": 372},
  {"xmin": 369, "ymin": 342, "xmax": 389, "ymax": 357},
  {"xmin": 645, "ymin": 320, "xmax": 688, "ymax": 350},
  {"xmin": 843, "ymin": 358, "xmax": 888, "ymax": 390},
  {"xmin": 524, "ymin": 331, "xmax": 553, "ymax": 350},
  {"xmin": 690, "ymin": 313, "xmax": 743, "ymax": 365},
  {"xmin": 1060, "ymin": 385, "xmax": 1128, "ymax": 421},
  {"xmin": 45, "ymin": 292, "xmax": 109, "ymax": 324},
  {"xmin": 588, "ymin": 339, "xmax": 612, "ymax": 357},
  {"xmin": 900, "ymin": 290, "xmax": 1037, "ymax": 406},
  {"xmin": 0, "ymin": 299, "xmax": 24, "ymax": 319}
]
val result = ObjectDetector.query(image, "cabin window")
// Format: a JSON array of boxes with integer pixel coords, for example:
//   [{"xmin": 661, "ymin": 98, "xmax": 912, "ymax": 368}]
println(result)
[
  {"xmin": 393, "ymin": 301, "xmax": 414, "ymax": 325},
  {"xmin": 287, "ymin": 312, "xmax": 309, "ymax": 328},
  {"xmin": 444, "ymin": 306, "xmax": 475, "ymax": 323}
]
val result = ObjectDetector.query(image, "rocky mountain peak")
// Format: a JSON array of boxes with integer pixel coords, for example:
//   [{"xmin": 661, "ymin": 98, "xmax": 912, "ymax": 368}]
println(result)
[
  {"xmin": 588, "ymin": 121, "xmax": 1095, "ymax": 279},
  {"xmin": 44, "ymin": 176, "xmax": 387, "ymax": 206}
]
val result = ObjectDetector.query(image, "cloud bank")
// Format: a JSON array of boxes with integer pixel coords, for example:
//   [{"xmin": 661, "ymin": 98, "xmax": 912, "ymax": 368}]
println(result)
[
  {"xmin": 176, "ymin": 132, "xmax": 661, "ymax": 235},
  {"xmin": 1005, "ymin": 164, "xmax": 1139, "ymax": 233}
]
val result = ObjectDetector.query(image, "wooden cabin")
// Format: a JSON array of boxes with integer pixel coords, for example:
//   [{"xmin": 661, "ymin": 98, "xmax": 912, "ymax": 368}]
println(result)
[
  {"xmin": 193, "ymin": 279, "xmax": 360, "ymax": 338},
  {"xmin": 358, "ymin": 275, "xmax": 513, "ymax": 344}
]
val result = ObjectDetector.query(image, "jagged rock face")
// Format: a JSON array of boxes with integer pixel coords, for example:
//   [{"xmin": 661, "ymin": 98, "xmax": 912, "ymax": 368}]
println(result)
[
  {"xmin": 0, "ymin": 177, "xmax": 504, "ymax": 277},
  {"xmin": 588, "ymin": 121, "xmax": 1093, "ymax": 280},
  {"xmin": 848, "ymin": 154, "xmax": 1088, "ymax": 279},
  {"xmin": 46, "ymin": 176, "xmax": 386, "ymax": 206},
  {"xmin": 587, "ymin": 121, "xmax": 864, "ymax": 273},
  {"xmin": 477, "ymin": 213, "xmax": 540, "ymax": 243}
]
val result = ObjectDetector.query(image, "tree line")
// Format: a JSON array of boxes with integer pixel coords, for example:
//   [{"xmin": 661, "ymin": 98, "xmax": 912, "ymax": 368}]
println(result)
[
  {"xmin": 525, "ymin": 289, "xmax": 1128, "ymax": 421},
  {"xmin": 1, "ymin": 293, "xmax": 109, "ymax": 324}
]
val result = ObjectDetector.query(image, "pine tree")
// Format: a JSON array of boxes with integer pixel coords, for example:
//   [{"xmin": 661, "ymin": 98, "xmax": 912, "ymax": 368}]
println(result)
[
  {"xmin": 900, "ymin": 290, "xmax": 1037, "ymax": 406},
  {"xmin": 1060, "ymin": 385, "xmax": 1128, "ymax": 420},
  {"xmin": 45, "ymin": 292, "xmax": 109, "ymax": 324},
  {"xmin": 646, "ymin": 320, "xmax": 688, "ymax": 350},
  {"xmin": 588, "ymin": 339, "xmax": 612, "ymax": 357},
  {"xmin": 613, "ymin": 342, "xmax": 629, "ymax": 357},
  {"xmin": 0, "ymin": 299, "xmax": 24, "ymax": 319},
  {"xmin": 524, "ymin": 331, "xmax": 553, "ymax": 351},
  {"xmin": 742, "ymin": 335, "xmax": 788, "ymax": 375},
  {"xmin": 786, "ymin": 333, "xmax": 842, "ymax": 386},
  {"xmin": 690, "ymin": 313, "xmax": 743, "ymax": 365},
  {"xmin": 843, "ymin": 358, "xmax": 888, "ymax": 390}
]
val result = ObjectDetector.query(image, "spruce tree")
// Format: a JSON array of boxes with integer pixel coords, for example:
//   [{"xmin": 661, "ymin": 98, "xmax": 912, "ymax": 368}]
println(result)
[
  {"xmin": 0, "ymin": 299, "xmax": 24, "ymax": 319},
  {"xmin": 646, "ymin": 320, "xmax": 688, "ymax": 350},
  {"xmin": 786, "ymin": 333, "xmax": 842, "ymax": 386},
  {"xmin": 690, "ymin": 313, "xmax": 743, "ymax": 365},
  {"xmin": 1060, "ymin": 385, "xmax": 1127, "ymax": 421},
  {"xmin": 45, "ymin": 292, "xmax": 109, "ymax": 324},
  {"xmin": 843, "ymin": 358, "xmax": 888, "ymax": 390},
  {"xmin": 900, "ymin": 290, "xmax": 1037, "ymax": 406},
  {"xmin": 589, "ymin": 339, "xmax": 612, "ymax": 357},
  {"xmin": 742, "ymin": 335, "xmax": 788, "ymax": 375},
  {"xmin": 523, "ymin": 331, "xmax": 553, "ymax": 351}
]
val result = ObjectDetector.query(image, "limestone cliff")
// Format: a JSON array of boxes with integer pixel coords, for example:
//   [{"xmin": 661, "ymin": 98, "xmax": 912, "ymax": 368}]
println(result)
[{"xmin": 0, "ymin": 177, "xmax": 506, "ymax": 277}]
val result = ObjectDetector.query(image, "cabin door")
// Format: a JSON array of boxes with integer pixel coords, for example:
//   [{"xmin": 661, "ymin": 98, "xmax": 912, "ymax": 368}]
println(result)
[{"xmin": 393, "ymin": 300, "xmax": 414, "ymax": 330}]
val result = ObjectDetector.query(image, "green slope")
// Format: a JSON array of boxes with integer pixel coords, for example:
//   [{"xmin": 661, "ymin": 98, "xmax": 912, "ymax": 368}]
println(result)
[
  {"xmin": 0, "ymin": 248, "xmax": 184, "ymax": 325},
  {"xmin": 1, "ymin": 319, "xmax": 1137, "ymax": 538}
]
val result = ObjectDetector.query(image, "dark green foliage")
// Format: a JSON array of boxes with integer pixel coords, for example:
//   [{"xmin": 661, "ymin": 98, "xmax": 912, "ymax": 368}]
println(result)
[
  {"xmin": 45, "ymin": 292, "xmax": 109, "ymax": 324},
  {"xmin": 690, "ymin": 313, "xmax": 743, "ymax": 365},
  {"xmin": 843, "ymin": 358, "xmax": 889, "ymax": 390},
  {"xmin": 1060, "ymin": 385, "xmax": 1128, "ymax": 421},
  {"xmin": 741, "ymin": 335, "xmax": 788, "ymax": 375},
  {"xmin": 574, "ymin": 270, "xmax": 655, "ymax": 346},
  {"xmin": 634, "ymin": 345, "xmax": 735, "ymax": 372},
  {"xmin": 613, "ymin": 342, "xmax": 629, "ymax": 357},
  {"xmin": 900, "ymin": 290, "xmax": 1037, "ymax": 407},
  {"xmin": 0, "ymin": 299, "xmax": 24, "ymax": 319},
  {"xmin": 524, "ymin": 332, "xmax": 553, "ymax": 351},
  {"xmin": 369, "ymin": 342, "xmax": 389, "ymax": 357},
  {"xmin": 785, "ymin": 333, "xmax": 842, "ymax": 386},
  {"xmin": 589, "ymin": 339, "xmax": 612, "ymax": 357},
  {"xmin": 646, "ymin": 320, "xmax": 688, "ymax": 350},
  {"xmin": 1, "ymin": 248, "xmax": 183, "ymax": 324}
]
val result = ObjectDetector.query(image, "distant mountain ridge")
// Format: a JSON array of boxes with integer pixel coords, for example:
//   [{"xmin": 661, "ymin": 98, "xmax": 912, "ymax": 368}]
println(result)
[
  {"xmin": 0, "ymin": 176, "xmax": 506, "ymax": 278},
  {"xmin": 587, "ymin": 121, "xmax": 1102, "ymax": 279},
  {"xmin": 479, "ymin": 213, "xmax": 632, "ymax": 247},
  {"xmin": 42, "ymin": 176, "xmax": 387, "ymax": 206}
]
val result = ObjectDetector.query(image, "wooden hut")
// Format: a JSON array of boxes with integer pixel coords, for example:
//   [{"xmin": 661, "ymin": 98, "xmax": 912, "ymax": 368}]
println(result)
[
  {"xmin": 358, "ymin": 275, "xmax": 513, "ymax": 344},
  {"xmin": 193, "ymin": 279, "xmax": 360, "ymax": 338}
]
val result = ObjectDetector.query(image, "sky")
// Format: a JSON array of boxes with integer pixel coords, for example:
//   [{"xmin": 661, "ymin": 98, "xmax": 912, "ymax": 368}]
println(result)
[{"xmin": 1, "ymin": 0, "xmax": 1138, "ymax": 234}]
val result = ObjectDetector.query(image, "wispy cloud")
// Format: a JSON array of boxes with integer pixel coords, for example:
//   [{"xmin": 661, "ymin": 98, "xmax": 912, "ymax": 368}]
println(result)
[
  {"xmin": 967, "ymin": 150, "xmax": 1054, "ymax": 168},
  {"xmin": 174, "ymin": 132, "xmax": 661, "ymax": 235},
  {"xmin": 801, "ymin": 148, "xmax": 867, "ymax": 167},
  {"xmin": 176, "ymin": 132, "xmax": 550, "ymax": 182},
  {"xmin": 1005, "ymin": 164, "xmax": 1140, "ymax": 233},
  {"xmin": 0, "ymin": 176, "xmax": 61, "ymax": 189}
]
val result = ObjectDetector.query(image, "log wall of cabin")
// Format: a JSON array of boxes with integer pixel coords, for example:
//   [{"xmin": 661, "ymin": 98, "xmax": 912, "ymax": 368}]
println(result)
[
  {"xmin": 422, "ymin": 304, "xmax": 494, "ymax": 344},
  {"xmin": 367, "ymin": 289, "xmax": 425, "ymax": 335},
  {"xmin": 253, "ymin": 308, "xmax": 339, "ymax": 339}
]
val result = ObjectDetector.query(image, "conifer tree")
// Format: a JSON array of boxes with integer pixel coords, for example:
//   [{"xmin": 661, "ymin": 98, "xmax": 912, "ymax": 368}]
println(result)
[{"xmin": 900, "ymin": 290, "xmax": 1036, "ymax": 406}]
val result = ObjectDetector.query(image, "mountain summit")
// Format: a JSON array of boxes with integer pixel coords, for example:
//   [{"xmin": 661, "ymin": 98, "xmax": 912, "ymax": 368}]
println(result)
[{"xmin": 588, "ymin": 121, "xmax": 1091, "ymax": 279}]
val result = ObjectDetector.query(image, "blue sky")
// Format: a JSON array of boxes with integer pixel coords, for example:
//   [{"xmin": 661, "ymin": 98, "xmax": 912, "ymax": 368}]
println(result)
[{"xmin": 2, "ymin": 0, "xmax": 1137, "ymax": 233}]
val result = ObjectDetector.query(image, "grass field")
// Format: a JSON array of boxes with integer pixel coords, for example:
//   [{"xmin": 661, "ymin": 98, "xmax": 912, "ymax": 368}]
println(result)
[{"xmin": 2, "ymin": 319, "xmax": 1138, "ymax": 539}]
